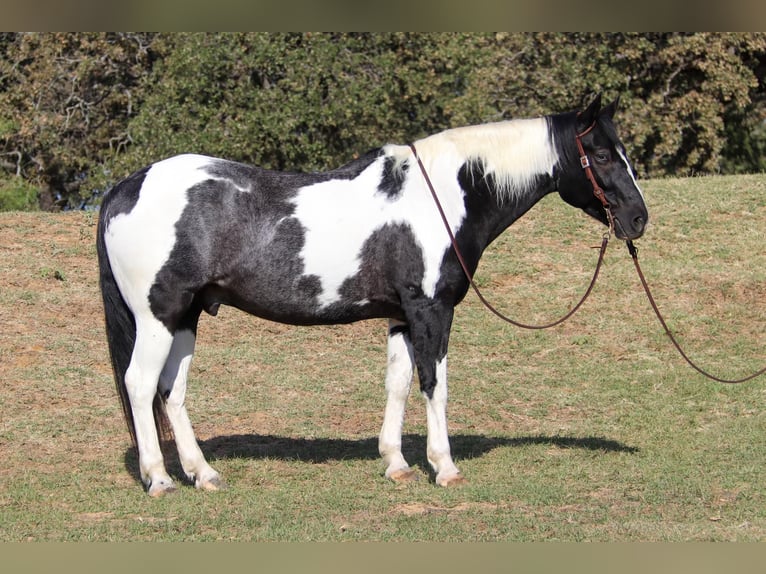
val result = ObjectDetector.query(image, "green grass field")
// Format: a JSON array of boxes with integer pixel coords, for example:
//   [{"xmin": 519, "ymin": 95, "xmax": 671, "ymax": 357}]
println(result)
[{"xmin": 0, "ymin": 174, "xmax": 764, "ymax": 541}]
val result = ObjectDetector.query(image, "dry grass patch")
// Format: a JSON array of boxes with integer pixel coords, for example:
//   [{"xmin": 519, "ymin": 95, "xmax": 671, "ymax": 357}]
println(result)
[{"xmin": 0, "ymin": 174, "xmax": 764, "ymax": 541}]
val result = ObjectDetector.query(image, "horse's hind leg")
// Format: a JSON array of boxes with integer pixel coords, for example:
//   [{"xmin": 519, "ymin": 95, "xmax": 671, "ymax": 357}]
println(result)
[
  {"xmin": 158, "ymin": 326, "xmax": 224, "ymax": 492},
  {"xmin": 379, "ymin": 320, "xmax": 418, "ymax": 482},
  {"xmin": 125, "ymin": 315, "xmax": 176, "ymax": 496}
]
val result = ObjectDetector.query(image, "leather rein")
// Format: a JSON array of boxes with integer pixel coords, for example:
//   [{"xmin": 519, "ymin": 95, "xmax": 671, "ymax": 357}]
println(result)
[
  {"xmin": 410, "ymin": 120, "xmax": 765, "ymax": 383},
  {"xmin": 407, "ymin": 120, "xmax": 609, "ymax": 330},
  {"xmin": 625, "ymin": 240, "xmax": 766, "ymax": 384}
]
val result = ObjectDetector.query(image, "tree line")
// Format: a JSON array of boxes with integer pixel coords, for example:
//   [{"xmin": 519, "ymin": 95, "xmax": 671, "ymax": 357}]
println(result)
[{"xmin": 1, "ymin": 32, "xmax": 764, "ymax": 211}]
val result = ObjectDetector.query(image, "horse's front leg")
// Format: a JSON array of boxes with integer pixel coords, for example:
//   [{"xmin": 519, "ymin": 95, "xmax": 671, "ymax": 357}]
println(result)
[
  {"xmin": 408, "ymin": 302, "xmax": 466, "ymax": 487},
  {"xmin": 423, "ymin": 353, "xmax": 465, "ymax": 486},
  {"xmin": 379, "ymin": 319, "xmax": 418, "ymax": 482}
]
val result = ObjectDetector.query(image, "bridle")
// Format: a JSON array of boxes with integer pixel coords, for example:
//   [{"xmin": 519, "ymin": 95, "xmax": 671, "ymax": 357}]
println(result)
[
  {"xmin": 408, "ymin": 132, "xmax": 609, "ymax": 330},
  {"xmin": 575, "ymin": 120, "xmax": 765, "ymax": 384},
  {"xmin": 407, "ymin": 118, "xmax": 613, "ymax": 331},
  {"xmin": 410, "ymin": 121, "xmax": 765, "ymax": 383},
  {"xmin": 574, "ymin": 118, "xmax": 616, "ymax": 234}
]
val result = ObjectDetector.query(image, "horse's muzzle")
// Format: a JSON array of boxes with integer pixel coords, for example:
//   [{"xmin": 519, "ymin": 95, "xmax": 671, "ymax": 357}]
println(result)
[{"xmin": 614, "ymin": 213, "xmax": 647, "ymax": 240}]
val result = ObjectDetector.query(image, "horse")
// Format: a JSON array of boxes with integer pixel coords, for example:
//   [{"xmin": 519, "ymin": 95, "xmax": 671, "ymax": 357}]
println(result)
[{"xmin": 97, "ymin": 93, "xmax": 648, "ymax": 496}]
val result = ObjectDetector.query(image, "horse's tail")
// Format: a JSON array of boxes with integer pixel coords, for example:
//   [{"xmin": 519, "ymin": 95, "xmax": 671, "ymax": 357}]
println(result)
[
  {"xmin": 96, "ymin": 215, "xmax": 139, "ymax": 448},
  {"xmin": 97, "ymin": 212, "xmax": 174, "ymax": 452}
]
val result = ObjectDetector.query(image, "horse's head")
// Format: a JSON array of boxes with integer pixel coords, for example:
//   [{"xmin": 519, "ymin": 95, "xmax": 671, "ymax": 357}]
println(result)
[{"xmin": 555, "ymin": 94, "xmax": 648, "ymax": 240}]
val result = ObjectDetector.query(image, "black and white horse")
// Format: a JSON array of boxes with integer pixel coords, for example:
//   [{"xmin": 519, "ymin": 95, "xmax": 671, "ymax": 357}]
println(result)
[{"xmin": 97, "ymin": 94, "xmax": 648, "ymax": 496}]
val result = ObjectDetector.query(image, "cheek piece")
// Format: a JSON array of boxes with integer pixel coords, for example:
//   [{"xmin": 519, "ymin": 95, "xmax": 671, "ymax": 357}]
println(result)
[{"xmin": 574, "ymin": 120, "xmax": 616, "ymax": 235}]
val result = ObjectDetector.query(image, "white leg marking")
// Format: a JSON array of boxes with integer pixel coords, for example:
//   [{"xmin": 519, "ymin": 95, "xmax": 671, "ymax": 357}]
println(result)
[
  {"xmin": 379, "ymin": 320, "xmax": 416, "ymax": 481},
  {"xmin": 424, "ymin": 356, "xmax": 464, "ymax": 486},
  {"xmin": 159, "ymin": 329, "xmax": 223, "ymax": 491},
  {"xmin": 125, "ymin": 315, "xmax": 176, "ymax": 496}
]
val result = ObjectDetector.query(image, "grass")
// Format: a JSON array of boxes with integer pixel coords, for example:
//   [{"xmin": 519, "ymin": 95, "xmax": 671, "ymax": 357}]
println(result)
[{"xmin": 0, "ymin": 174, "xmax": 764, "ymax": 541}]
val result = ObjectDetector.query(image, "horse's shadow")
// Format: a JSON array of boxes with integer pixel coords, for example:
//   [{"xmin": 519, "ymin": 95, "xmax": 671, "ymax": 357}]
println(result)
[{"xmin": 123, "ymin": 433, "xmax": 638, "ymax": 486}]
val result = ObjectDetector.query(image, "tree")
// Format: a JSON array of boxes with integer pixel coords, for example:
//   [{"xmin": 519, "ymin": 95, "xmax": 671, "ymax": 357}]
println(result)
[
  {"xmin": 0, "ymin": 32, "xmax": 156, "ymax": 209},
  {"xmin": 1, "ymin": 33, "xmax": 764, "ymax": 211},
  {"xmin": 109, "ymin": 33, "xmax": 487, "ymax": 176},
  {"xmin": 461, "ymin": 32, "xmax": 766, "ymax": 177},
  {"xmin": 625, "ymin": 33, "xmax": 766, "ymax": 176}
]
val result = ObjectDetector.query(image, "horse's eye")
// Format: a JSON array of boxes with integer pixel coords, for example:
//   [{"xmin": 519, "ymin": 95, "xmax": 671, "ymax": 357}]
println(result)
[{"xmin": 594, "ymin": 150, "xmax": 611, "ymax": 163}]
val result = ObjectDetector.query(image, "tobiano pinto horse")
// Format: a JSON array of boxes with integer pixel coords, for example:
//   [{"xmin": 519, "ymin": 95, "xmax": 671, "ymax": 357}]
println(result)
[{"xmin": 97, "ymin": 94, "xmax": 648, "ymax": 496}]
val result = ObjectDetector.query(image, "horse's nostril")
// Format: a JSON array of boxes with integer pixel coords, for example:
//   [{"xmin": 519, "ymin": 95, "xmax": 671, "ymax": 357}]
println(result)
[{"xmin": 634, "ymin": 216, "xmax": 645, "ymax": 230}]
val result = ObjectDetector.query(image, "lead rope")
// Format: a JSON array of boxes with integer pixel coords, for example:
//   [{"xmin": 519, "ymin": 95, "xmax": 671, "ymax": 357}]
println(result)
[
  {"xmin": 409, "ymin": 143, "xmax": 608, "ymax": 330},
  {"xmin": 410, "ymin": 141, "xmax": 765, "ymax": 383},
  {"xmin": 626, "ymin": 240, "xmax": 766, "ymax": 384}
]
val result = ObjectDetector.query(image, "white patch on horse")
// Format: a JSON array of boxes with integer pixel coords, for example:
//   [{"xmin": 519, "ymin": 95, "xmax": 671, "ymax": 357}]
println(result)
[
  {"xmin": 290, "ymin": 153, "xmax": 467, "ymax": 305},
  {"xmin": 406, "ymin": 117, "xmax": 558, "ymax": 202},
  {"xmin": 424, "ymin": 355, "xmax": 461, "ymax": 484},
  {"xmin": 616, "ymin": 147, "xmax": 646, "ymax": 202},
  {"xmin": 104, "ymin": 154, "xmax": 212, "ymax": 315}
]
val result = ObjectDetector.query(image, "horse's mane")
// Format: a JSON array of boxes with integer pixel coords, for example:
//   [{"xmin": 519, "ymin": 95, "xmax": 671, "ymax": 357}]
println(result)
[{"xmin": 385, "ymin": 117, "xmax": 559, "ymax": 203}]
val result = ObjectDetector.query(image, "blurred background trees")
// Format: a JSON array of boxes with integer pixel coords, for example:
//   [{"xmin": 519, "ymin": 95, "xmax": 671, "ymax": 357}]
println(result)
[{"xmin": 1, "ymin": 32, "xmax": 764, "ymax": 211}]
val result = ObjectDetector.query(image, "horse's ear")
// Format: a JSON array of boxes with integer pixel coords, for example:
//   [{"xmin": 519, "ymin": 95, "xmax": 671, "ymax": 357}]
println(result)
[
  {"xmin": 576, "ymin": 93, "xmax": 602, "ymax": 132},
  {"xmin": 600, "ymin": 94, "xmax": 620, "ymax": 120}
]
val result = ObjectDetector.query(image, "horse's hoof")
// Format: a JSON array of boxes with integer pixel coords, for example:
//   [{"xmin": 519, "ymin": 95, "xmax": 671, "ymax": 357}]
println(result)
[
  {"xmin": 198, "ymin": 476, "xmax": 227, "ymax": 492},
  {"xmin": 389, "ymin": 468, "xmax": 420, "ymax": 483},
  {"xmin": 147, "ymin": 481, "xmax": 177, "ymax": 497},
  {"xmin": 436, "ymin": 473, "xmax": 468, "ymax": 487}
]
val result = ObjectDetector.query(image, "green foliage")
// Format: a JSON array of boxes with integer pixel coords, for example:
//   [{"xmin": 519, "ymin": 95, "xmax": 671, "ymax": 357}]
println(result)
[
  {"xmin": 623, "ymin": 33, "xmax": 766, "ymax": 176},
  {"xmin": 0, "ymin": 175, "xmax": 38, "ymax": 211},
  {"xmin": 0, "ymin": 32, "xmax": 156, "ymax": 209},
  {"xmin": 465, "ymin": 33, "xmax": 766, "ymax": 177},
  {"xmin": 1, "ymin": 33, "xmax": 765, "ymax": 210},
  {"xmin": 112, "ymin": 33, "xmax": 485, "ymax": 174}
]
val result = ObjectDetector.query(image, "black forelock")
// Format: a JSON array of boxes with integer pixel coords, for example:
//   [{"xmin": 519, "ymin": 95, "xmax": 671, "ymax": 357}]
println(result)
[{"xmin": 547, "ymin": 112, "xmax": 581, "ymax": 171}]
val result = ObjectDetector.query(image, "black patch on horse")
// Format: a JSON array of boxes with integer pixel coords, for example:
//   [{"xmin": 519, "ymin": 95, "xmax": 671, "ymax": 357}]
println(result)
[
  {"xmin": 148, "ymin": 171, "xmax": 327, "ymax": 330},
  {"xmin": 377, "ymin": 156, "xmax": 407, "ymax": 199},
  {"xmin": 389, "ymin": 324, "xmax": 410, "ymax": 337},
  {"xmin": 332, "ymin": 222, "xmax": 425, "ymax": 322},
  {"xmin": 100, "ymin": 166, "xmax": 150, "ymax": 222}
]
